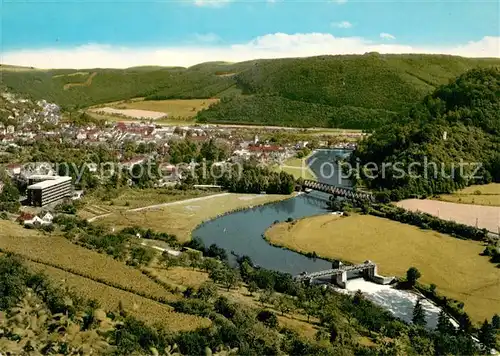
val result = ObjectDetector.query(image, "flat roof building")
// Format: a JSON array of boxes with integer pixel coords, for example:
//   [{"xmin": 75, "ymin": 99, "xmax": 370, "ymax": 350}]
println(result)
[{"xmin": 27, "ymin": 176, "xmax": 72, "ymax": 207}]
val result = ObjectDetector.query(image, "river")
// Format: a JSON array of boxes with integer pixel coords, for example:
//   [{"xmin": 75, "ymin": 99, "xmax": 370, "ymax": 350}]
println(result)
[{"xmin": 192, "ymin": 149, "xmax": 449, "ymax": 329}]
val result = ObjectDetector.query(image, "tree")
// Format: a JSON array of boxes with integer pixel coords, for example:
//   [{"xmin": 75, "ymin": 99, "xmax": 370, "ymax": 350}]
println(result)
[
  {"xmin": 197, "ymin": 281, "xmax": 218, "ymax": 302},
  {"xmin": 247, "ymin": 281, "xmax": 259, "ymax": 296},
  {"xmin": 186, "ymin": 250, "xmax": 202, "ymax": 270},
  {"xmin": 200, "ymin": 258, "xmax": 219, "ymax": 273},
  {"xmin": 406, "ymin": 267, "xmax": 421, "ymax": 287},
  {"xmin": 478, "ymin": 320, "xmax": 496, "ymax": 352},
  {"xmin": 258, "ymin": 289, "xmax": 274, "ymax": 307},
  {"xmin": 209, "ymin": 266, "xmax": 240, "ymax": 291},
  {"xmin": 458, "ymin": 312, "xmax": 473, "ymax": 334},
  {"xmin": 257, "ymin": 310, "xmax": 278, "ymax": 329},
  {"xmin": 491, "ymin": 314, "xmax": 500, "ymax": 330},
  {"xmin": 412, "ymin": 299, "xmax": 426, "ymax": 327},
  {"xmin": 274, "ymin": 295, "xmax": 294, "ymax": 316},
  {"xmin": 436, "ymin": 310, "xmax": 454, "ymax": 335},
  {"xmin": 159, "ymin": 252, "xmax": 177, "ymax": 270}
]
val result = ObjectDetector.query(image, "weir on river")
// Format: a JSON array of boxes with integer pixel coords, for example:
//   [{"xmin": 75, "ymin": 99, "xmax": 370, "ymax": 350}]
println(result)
[{"xmin": 296, "ymin": 260, "xmax": 395, "ymax": 288}]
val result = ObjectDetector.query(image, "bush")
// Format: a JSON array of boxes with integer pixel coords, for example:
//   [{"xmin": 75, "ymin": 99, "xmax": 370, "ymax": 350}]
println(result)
[{"xmin": 257, "ymin": 310, "xmax": 279, "ymax": 328}]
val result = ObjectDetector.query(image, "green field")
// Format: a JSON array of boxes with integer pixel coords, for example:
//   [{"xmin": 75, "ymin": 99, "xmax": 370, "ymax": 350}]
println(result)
[
  {"xmin": 436, "ymin": 183, "xmax": 500, "ymax": 206},
  {"xmin": 265, "ymin": 214, "xmax": 500, "ymax": 323}
]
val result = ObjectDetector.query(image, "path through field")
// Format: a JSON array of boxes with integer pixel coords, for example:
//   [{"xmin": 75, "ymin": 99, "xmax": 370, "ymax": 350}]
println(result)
[{"xmin": 396, "ymin": 199, "xmax": 500, "ymax": 233}]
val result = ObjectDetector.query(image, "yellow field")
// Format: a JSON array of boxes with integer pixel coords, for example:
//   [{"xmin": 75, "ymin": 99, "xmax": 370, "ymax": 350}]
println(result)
[
  {"xmin": 98, "ymin": 193, "xmax": 291, "ymax": 242},
  {"xmin": 26, "ymin": 261, "xmax": 210, "ymax": 331},
  {"xmin": 0, "ymin": 221, "xmax": 175, "ymax": 302},
  {"xmin": 436, "ymin": 183, "xmax": 500, "ymax": 206},
  {"xmin": 265, "ymin": 214, "xmax": 500, "ymax": 322},
  {"xmin": 107, "ymin": 98, "xmax": 219, "ymax": 118}
]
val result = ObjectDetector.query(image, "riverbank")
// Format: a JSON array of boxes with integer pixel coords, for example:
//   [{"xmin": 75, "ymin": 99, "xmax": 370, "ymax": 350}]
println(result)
[
  {"xmin": 264, "ymin": 213, "xmax": 500, "ymax": 322},
  {"xmin": 96, "ymin": 193, "xmax": 293, "ymax": 243}
]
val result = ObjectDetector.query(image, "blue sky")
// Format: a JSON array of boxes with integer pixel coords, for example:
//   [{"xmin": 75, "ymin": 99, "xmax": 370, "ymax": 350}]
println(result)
[{"xmin": 2, "ymin": 0, "xmax": 499, "ymax": 68}]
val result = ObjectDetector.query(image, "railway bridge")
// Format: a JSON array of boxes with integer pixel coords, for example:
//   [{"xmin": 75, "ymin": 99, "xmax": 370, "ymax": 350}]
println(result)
[
  {"xmin": 302, "ymin": 180, "xmax": 374, "ymax": 202},
  {"xmin": 295, "ymin": 260, "xmax": 394, "ymax": 288}
]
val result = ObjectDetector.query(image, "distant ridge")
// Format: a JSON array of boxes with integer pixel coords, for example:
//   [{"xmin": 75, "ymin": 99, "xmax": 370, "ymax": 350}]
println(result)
[{"xmin": 2, "ymin": 54, "xmax": 500, "ymax": 129}]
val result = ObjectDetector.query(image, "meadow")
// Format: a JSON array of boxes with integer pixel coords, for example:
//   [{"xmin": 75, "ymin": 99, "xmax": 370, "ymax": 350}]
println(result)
[
  {"xmin": 97, "ymin": 193, "xmax": 291, "ymax": 242},
  {"xmin": 79, "ymin": 188, "xmax": 211, "ymax": 220},
  {"xmin": 265, "ymin": 214, "xmax": 500, "ymax": 322},
  {"xmin": 274, "ymin": 157, "xmax": 317, "ymax": 181},
  {"xmin": 435, "ymin": 183, "xmax": 500, "ymax": 207}
]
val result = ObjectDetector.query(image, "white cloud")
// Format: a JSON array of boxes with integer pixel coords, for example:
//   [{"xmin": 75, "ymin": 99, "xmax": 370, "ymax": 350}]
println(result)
[
  {"xmin": 193, "ymin": 33, "xmax": 221, "ymax": 43},
  {"xmin": 380, "ymin": 32, "xmax": 396, "ymax": 40},
  {"xmin": 332, "ymin": 21, "xmax": 353, "ymax": 29},
  {"xmin": 192, "ymin": 0, "xmax": 231, "ymax": 7},
  {"xmin": 2, "ymin": 33, "xmax": 499, "ymax": 69}
]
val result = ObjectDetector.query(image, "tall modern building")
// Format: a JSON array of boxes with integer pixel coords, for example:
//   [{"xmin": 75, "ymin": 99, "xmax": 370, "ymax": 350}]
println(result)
[{"xmin": 26, "ymin": 175, "xmax": 72, "ymax": 207}]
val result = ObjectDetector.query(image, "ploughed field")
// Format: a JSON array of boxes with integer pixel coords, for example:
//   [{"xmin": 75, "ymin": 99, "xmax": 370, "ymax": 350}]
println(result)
[
  {"xmin": 396, "ymin": 199, "xmax": 500, "ymax": 233},
  {"xmin": 265, "ymin": 214, "xmax": 500, "ymax": 322}
]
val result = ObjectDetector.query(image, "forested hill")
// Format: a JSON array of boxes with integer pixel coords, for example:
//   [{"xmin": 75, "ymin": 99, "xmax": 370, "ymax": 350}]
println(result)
[
  {"xmin": 2, "ymin": 54, "xmax": 500, "ymax": 129},
  {"xmin": 354, "ymin": 67, "xmax": 500, "ymax": 200}
]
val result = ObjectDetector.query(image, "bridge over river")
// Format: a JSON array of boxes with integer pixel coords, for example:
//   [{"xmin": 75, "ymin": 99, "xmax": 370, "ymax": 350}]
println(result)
[
  {"xmin": 302, "ymin": 180, "xmax": 374, "ymax": 202},
  {"xmin": 295, "ymin": 260, "xmax": 394, "ymax": 288}
]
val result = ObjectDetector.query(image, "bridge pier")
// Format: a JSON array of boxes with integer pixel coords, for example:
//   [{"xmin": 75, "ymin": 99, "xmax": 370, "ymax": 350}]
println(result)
[{"xmin": 332, "ymin": 271, "xmax": 347, "ymax": 288}]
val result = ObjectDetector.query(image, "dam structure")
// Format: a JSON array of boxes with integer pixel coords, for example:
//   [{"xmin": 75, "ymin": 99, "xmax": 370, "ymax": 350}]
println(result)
[{"xmin": 295, "ymin": 260, "xmax": 395, "ymax": 288}]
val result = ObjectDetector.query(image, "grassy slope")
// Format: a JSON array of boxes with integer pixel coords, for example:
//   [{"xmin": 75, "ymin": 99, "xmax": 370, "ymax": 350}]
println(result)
[
  {"xmin": 0, "ymin": 220, "xmax": 210, "ymax": 331},
  {"xmin": 26, "ymin": 261, "xmax": 210, "ymax": 331},
  {"xmin": 146, "ymin": 265, "xmax": 323, "ymax": 340},
  {"xmin": 3, "ymin": 54, "xmax": 500, "ymax": 128},
  {"xmin": 265, "ymin": 214, "xmax": 500, "ymax": 322}
]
